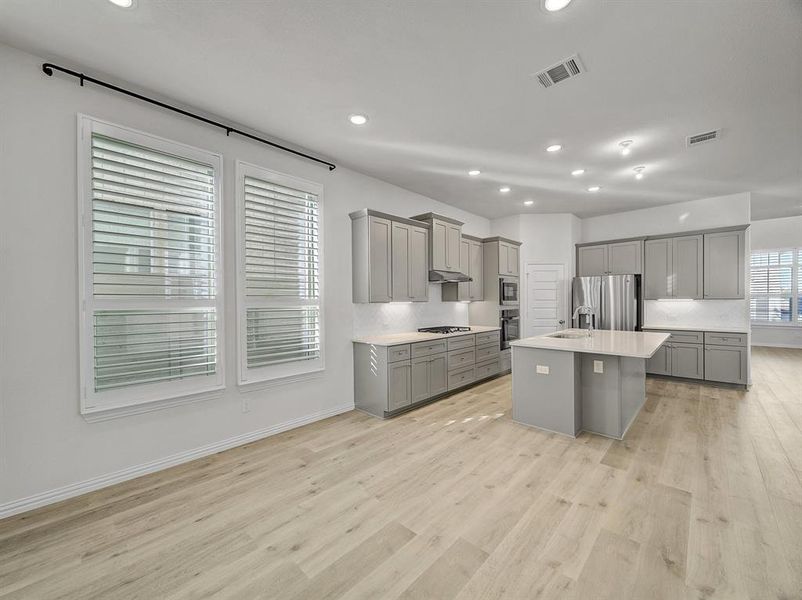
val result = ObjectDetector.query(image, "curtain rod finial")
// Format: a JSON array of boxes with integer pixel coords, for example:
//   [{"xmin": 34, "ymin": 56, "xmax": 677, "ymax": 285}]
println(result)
[{"xmin": 42, "ymin": 63, "xmax": 54, "ymax": 76}]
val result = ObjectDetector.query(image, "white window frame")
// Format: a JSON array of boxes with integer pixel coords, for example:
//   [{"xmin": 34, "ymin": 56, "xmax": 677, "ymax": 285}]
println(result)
[
  {"xmin": 77, "ymin": 115, "xmax": 225, "ymax": 416},
  {"xmin": 235, "ymin": 160, "xmax": 325, "ymax": 386},
  {"xmin": 749, "ymin": 247, "xmax": 801, "ymax": 327}
]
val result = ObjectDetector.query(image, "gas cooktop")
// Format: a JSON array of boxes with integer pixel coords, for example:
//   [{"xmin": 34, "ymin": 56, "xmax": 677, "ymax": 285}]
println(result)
[{"xmin": 417, "ymin": 326, "xmax": 472, "ymax": 335}]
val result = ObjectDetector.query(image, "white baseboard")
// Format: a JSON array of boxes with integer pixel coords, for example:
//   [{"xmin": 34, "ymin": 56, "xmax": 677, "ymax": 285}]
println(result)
[
  {"xmin": 751, "ymin": 342, "xmax": 802, "ymax": 349},
  {"xmin": 0, "ymin": 402, "xmax": 354, "ymax": 520}
]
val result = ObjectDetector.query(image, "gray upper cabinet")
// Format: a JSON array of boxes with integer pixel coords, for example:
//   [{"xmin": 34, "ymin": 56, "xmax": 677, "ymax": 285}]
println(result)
[
  {"xmin": 410, "ymin": 213, "xmax": 464, "ymax": 272},
  {"xmin": 704, "ymin": 229, "xmax": 745, "ymax": 299},
  {"xmin": 468, "ymin": 239, "xmax": 484, "ymax": 300},
  {"xmin": 672, "ymin": 235, "xmax": 703, "ymax": 299},
  {"xmin": 644, "ymin": 238, "xmax": 672, "ymax": 299},
  {"xmin": 499, "ymin": 241, "xmax": 520, "ymax": 276},
  {"xmin": 578, "ymin": 240, "xmax": 643, "ymax": 276},
  {"xmin": 446, "ymin": 224, "xmax": 462, "ymax": 271},
  {"xmin": 482, "ymin": 238, "xmax": 522, "ymax": 277},
  {"xmin": 444, "ymin": 236, "xmax": 484, "ymax": 302},
  {"xmin": 350, "ymin": 209, "xmax": 429, "ymax": 303}
]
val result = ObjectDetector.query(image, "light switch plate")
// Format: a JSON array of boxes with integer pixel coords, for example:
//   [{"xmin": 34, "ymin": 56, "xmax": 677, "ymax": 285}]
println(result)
[
  {"xmin": 594, "ymin": 360, "xmax": 604, "ymax": 374},
  {"xmin": 536, "ymin": 365, "xmax": 550, "ymax": 375}
]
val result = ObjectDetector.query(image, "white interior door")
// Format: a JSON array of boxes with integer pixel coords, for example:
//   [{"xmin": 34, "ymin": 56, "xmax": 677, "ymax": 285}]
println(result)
[{"xmin": 525, "ymin": 263, "xmax": 566, "ymax": 337}]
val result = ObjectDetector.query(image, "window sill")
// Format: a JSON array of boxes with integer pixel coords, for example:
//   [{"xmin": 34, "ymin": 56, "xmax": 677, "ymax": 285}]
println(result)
[
  {"xmin": 238, "ymin": 369, "xmax": 325, "ymax": 393},
  {"xmin": 82, "ymin": 387, "xmax": 224, "ymax": 423}
]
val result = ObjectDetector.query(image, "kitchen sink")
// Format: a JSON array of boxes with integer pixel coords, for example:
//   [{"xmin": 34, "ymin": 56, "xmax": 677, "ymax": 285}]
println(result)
[{"xmin": 548, "ymin": 331, "xmax": 590, "ymax": 339}]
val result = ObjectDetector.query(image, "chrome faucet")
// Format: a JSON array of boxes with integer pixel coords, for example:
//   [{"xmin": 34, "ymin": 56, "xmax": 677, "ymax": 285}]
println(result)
[{"xmin": 572, "ymin": 305, "xmax": 596, "ymax": 337}]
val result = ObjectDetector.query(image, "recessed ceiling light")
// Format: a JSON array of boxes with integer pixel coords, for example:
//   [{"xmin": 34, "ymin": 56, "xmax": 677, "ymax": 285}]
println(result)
[
  {"xmin": 587, "ymin": 186, "xmax": 601, "ymax": 192},
  {"xmin": 546, "ymin": 144, "xmax": 562, "ymax": 153},
  {"xmin": 499, "ymin": 186, "xmax": 511, "ymax": 193},
  {"xmin": 571, "ymin": 169, "xmax": 585, "ymax": 176},
  {"xmin": 543, "ymin": 0, "xmax": 573, "ymax": 11},
  {"xmin": 348, "ymin": 114, "xmax": 368, "ymax": 126},
  {"xmin": 468, "ymin": 170, "xmax": 481, "ymax": 176},
  {"xmin": 633, "ymin": 166, "xmax": 646, "ymax": 180},
  {"xmin": 524, "ymin": 200, "xmax": 534, "ymax": 206},
  {"xmin": 619, "ymin": 140, "xmax": 634, "ymax": 156},
  {"xmin": 107, "ymin": 0, "xmax": 135, "ymax": 7}
]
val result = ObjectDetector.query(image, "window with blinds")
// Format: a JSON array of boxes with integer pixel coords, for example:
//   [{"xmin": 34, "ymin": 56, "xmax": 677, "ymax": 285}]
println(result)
[
  {"xmin": 79, "ymin": 117, "xmax": 224, "ymax": 414},
  {"xmin": 750, "ymin": 248, "xmax": 801, "ymax": 324},
  {"xmin": 236, "ymin": 162, "xmax": 323, "ymax": 384}
]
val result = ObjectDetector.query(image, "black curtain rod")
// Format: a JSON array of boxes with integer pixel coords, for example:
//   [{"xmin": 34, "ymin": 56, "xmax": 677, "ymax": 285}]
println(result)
[{"xmin": 41, "ymin": 62, "xmax": 336, "ymax": 171}]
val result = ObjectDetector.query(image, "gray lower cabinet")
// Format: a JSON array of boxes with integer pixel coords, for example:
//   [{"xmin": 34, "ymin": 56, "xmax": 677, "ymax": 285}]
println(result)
[
  {"xmin": 704, "ymin": 343, "xmax": 748, "ymax": 385},
  {"xmin": 645, "ymin": 344, "xmax": 671, "ymax": 376},
  {"xmin": 704, "ymin": 230, "xmax": 746, "ymax": 299},
  {"xmin": 412, "ymin": 353, "xmax": 448, "ymax": 403},
  {"xmin": 670, "ymin": 342, "xmax": 704, "ymax": 380},
  {"xmin": 388, "ymin": 361, "xmax": 412, "ymax": 411}
]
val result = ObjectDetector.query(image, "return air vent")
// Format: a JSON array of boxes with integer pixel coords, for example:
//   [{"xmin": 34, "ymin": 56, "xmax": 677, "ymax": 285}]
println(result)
[
  {"xmin": 686, "ymin": 129, "xmax": 721, "ymax": 147},
  {"xmin": 535, "ymin": 54, "xmax": 585, "ymax": 88}
]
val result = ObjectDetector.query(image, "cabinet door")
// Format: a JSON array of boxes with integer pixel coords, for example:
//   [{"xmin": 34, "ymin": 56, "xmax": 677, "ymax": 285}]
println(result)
[
  {"xmin": 577, "ymin": 245, "xmax": 608, "ymax": 276},
  {"xmin": 429, "ymin": 354, "xmax": 448, "ymax": 397},
  {"xmin": 704, "ymin": 230, "xmax": 745, "ymax": 299},
  {"xmin": 608, "ymin": 240, "xmax": 643, "ymax": 274},
  {"xmin": 705, "ymin": 345, "xmax": 747, "ymax": 384},
  {"xmin": 409, "ymin": 226, "xmax": 429, "ymax": 301},
  {"xmin": 388, "ymin": 361, "xmax": 412, "ymax": 411},
  {"xmin": 508, "ymin": 244, "xmax": 520, "ymax": 276},
  {"xmin": 498, "ymin": 242, "xmax": 510, "ymax": 276},
  {"xmin": 644, "ymin": 238, "xmax": 672, "ymax": 299},
  {"xmin": 368, "ymin": 216, "xmax": 392, "ymax": 302},
  {"xmin": 469, "ymin": 240, "xmax": 483, "ymax": 300},
  {"xmin": 457, "ymin": 239, "xmax": 471, "ymax": 301},
  {"xmin": 446, "ymin": 224, "xmax": 462, "ymax": 270},
  {"xmin": 670, "ymin": 343, "xmax": 704, "ymax": 379},
  {"xmin": 646, "ymin": 344, "xmax": 672, "ymax": 375},
  {"xmin": 391, "ymin": 222, "xmax": 410, "ymax": 301},
  {"xmin": 431, "ymin": 221, "xmax": 448, "ymax": 271},
  {"xmin": 411, "ymin": 357, "xmax": 430, "ymax": 403},
  {"xmin": 673, "ymin": 235, "xmax": 703, "ymax": 299}
]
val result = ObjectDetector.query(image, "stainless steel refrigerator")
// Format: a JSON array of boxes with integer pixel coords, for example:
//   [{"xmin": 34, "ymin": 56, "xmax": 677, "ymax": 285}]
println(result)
[{"xmin": 571, "ymin": 275, "xmax": 642, "ymax": 331}]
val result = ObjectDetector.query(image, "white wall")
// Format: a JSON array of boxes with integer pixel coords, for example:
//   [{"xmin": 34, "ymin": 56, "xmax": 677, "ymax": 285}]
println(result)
[
  {"xmin": 750, "ymin": 215, "xmax": 802, "ymax": 347},
  {"xmin": 0, "ymin": 43, "xmax": 489, "ymax": 514}
]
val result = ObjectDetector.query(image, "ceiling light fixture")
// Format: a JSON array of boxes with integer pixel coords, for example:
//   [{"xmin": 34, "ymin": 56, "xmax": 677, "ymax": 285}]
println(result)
[
  {"xmin": 633, "ymin": 166, "xmax": 646, "ymax": 180},
  {"xmin": 468, "ymin": 170, "xmax": 481, "ymax": 176},
  {"xmin": 107, "ymin": 0, "xmax": 135, "ymax": 7},
  {"xmin": 499, "ymin": 186, "xmax": 511, "ymax": 193},
  {"xmin": 546, "ymin": 144, "xmax": 562, "ymax": 152},
  {"xmin": 571, "ymin": 169, "xmax": 585, "ymax": 176},
  {"xmin": 524, "ymin": 200, "xmax": 534, "ymax": 206},
  {"xmin": 543, "ymin": 0, "xmax": 573, "ymax": 11},
  {"xmin": 619, "ymin": 140, "xmax": 633, "ymax": 156},
  {"xmin": 587, "ymin": 186, "xmax": 601, "ymax": 192},
  {"xmin": 348, "ymin": 114, "xmax": 368, "ymax": 126}
]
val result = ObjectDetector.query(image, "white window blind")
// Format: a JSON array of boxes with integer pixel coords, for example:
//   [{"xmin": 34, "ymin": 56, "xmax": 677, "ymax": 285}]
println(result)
[
  {"xmin": 79, "ymin": 116, "xmax": 224, "ymax": 414},
  {"xmin": 750, "ymin": 248, "xmax": 801, "ymax": 324},
  {"xmin": 236, "ymin": 162, "xmax": 323, "ymax": 384}
]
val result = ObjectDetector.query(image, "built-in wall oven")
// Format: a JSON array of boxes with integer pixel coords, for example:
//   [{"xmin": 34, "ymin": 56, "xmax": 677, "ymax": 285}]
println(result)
[
  {"xmin": 499, "ymin": 277, "xmax": 519, "ymax": 305},
  {"xmin": 500, "ymin": 308, "xmax": 520, "ymax": 350}
]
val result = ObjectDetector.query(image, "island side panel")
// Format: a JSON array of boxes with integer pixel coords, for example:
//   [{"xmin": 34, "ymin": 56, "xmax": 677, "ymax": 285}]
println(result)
[
  {"xmin": 353, "ymin": 342, "xmax": 389, "ymax": 418},
  {"xmin": 580, "ymin": 354, "xmax": 623, "ymax": 438},
  {"xmin": 512, "ymin": 346, "xmax": 581, "ymax": 437},
  {"xmin": 619, "ymin": 356, "xmax": 647, "ymax": 437}
]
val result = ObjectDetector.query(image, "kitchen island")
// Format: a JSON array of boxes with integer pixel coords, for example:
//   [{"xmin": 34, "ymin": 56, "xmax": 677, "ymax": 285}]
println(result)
[{"xmin": 510, "ymin": 329, "xmax": 669, "ymax": 439}]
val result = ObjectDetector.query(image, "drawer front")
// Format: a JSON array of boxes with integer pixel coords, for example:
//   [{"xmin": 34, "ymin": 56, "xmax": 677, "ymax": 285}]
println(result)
[
  {"xmin": 475, "ymin": 342, "xmax": 500, "ymax": 362},
  {"xmin": 387, "ymin": 344, "xmax": 411, "ymax": 363},
  {"xmin": 475, "ymin": 331, "xmax": 500, "ymax": 346},
  {"xmin": 644, "ymin": 329, "xmax": 704, "ymax": 344},
  {"xmin": 411, "ymin": 340, "xmax": 448, "ymax": 358},
  {"xmin": 448, "ymin": 366, "xmax": 475, "ymax": 390},
  {"xmin": 448, "ymin": 348, "xmax": 476, "ymax": 370},
  {"xmin": 704, "ymin": 332, "xmax": 747, "ymax": 347},
  {"xmin": 447, "ymin": 335, "xmax": 475, "ymax": 351},
  {"xmin": 475, "ymin": 358, "xmax": 500, "ymax": 380}
]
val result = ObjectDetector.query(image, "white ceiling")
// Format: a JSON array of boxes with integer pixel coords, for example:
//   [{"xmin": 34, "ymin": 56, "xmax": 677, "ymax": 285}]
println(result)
[{"xmin": 1, "ymin": 0, "xmax": 801, "ymax": 220}]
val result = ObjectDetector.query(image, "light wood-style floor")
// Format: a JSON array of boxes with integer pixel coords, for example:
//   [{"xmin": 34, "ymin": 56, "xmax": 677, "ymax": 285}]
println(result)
[{"xmin": 2, "ymin": 346, "xmax": 801, "ymax": 600}]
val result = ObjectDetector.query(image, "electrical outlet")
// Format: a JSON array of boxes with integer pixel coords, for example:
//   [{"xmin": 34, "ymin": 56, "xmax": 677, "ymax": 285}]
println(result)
[
  {"xmin": 241, "ymin": 399, "xmax": 251, "ymax": 413},
  {"xmin": 536, "ymin": 365, "xmax": 550, "ymax": 375},
  {"xmin": 594, "ymin": 360, "xmax": 604, "ymax": 374}
]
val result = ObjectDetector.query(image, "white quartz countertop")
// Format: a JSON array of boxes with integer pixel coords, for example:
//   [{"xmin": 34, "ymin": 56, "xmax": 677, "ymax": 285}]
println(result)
[
  {"xmin": 353, "ymin": 326, "xmax": 501, "ymax": 346},
  {"xmin": 643, "ymin": 324, "xmax": 750, "ymax": 334},
  {"xmin": 511, "ymin": 329, "xmax": 670, "ymax": 359}
]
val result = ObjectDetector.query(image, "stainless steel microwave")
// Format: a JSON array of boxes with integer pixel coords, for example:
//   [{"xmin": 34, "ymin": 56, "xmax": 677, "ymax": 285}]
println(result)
[{"xmin": 499, "ymin": 276, "xmax": 519, "ymax": 306}]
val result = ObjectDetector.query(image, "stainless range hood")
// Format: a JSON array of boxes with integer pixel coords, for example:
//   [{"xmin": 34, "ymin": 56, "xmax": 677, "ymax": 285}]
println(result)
[{"xmin": 428, "ymin": 269, "xmax": 472, "ymax": 283}]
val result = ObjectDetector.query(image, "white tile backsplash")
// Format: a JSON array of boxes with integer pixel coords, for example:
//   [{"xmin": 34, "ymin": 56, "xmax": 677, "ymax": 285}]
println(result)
[
  {"xmin": 352, "ymin": 284, "xmax": 470, "ymax": 337},
  {"xmin": 644, "ymin": 299, "xmax": 750, "ymax": 331}
]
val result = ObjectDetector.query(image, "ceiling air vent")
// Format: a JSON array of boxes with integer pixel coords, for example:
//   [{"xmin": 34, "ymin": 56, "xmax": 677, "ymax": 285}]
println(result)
[
  {"xmin": 686, "ymin": 129, "xmax": 721, "ymax": 147},
  {"xmin": 535, "ymin": 54, "xmax": 585, "ymax": 89}
]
